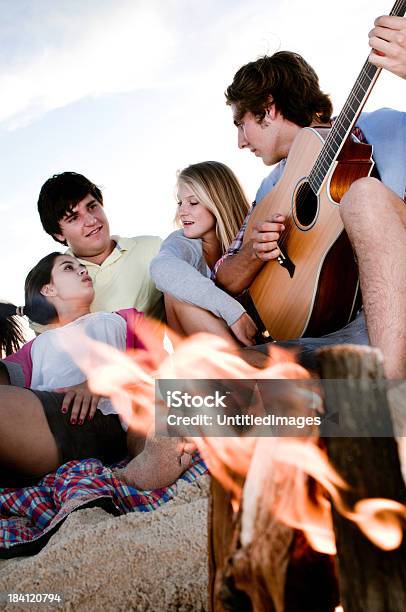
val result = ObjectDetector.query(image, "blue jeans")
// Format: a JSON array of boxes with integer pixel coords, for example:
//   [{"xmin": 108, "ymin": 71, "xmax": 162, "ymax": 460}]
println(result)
[{"xmin": 250, "ymin": 311, "xmax": 369, "ymax": 371}]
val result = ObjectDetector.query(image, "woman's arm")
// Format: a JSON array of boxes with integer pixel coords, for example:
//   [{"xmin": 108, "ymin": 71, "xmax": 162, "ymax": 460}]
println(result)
[
  {"xmin": 150, "ymin": 231, "xmax": 246, "ymax": 326},
  {"xmin": 54, "ymin": 381, "xmax": 100, "ymax": 425}
]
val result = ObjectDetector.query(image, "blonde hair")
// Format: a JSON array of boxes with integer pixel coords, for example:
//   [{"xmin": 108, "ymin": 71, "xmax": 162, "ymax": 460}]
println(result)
[{"xmin": 176, "ymin": 161, "xmax": 249, "ymax": 252}]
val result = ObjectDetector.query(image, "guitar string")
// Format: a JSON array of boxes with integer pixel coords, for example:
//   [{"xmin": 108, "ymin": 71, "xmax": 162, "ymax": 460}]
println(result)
[
  {"xmin": 294, "ymin": 0, "xmax": 405, "ymax": 186},
  {"xmin": 311, "ymin": 75, "xmax": 369, "ymax": 174},
  {"xmin": 277, "ymin": 181, "xmax": 312, "ymax": 251},
  {"xmin": 278, "ymin": 63, "xmax": 374, "ymax": 250},
  {"xmin": 318, "ymin": 0, "xmax": 405, "ymax": 152},
  {"xmin": 311, "ymin": 66, "xmax": 375, "ymax": 189},
  {"xmin": 310, "ymin": 0, "xmax": 405, "ymax": 185},
  {"xmin": 310, "ymin": 62, "xmax": 374, "ymax": 186},
  {"xmin": 266, "ymin": 0, "xmax": 405, "ymax": 259},
  {"xmin": 311, "ymin": 63, "xmax": 376, "ymax": 177}
]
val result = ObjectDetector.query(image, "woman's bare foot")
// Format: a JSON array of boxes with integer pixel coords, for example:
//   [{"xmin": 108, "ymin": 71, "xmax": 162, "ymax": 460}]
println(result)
[{"xmin": 116, "ymin": 437, "xmax": 196, "ymax": 490}]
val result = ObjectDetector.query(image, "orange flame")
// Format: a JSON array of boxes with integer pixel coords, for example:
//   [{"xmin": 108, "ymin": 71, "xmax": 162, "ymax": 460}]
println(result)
[{"xmin": 58, "ymin": 316, "xmax": 406, "ymax": 554}]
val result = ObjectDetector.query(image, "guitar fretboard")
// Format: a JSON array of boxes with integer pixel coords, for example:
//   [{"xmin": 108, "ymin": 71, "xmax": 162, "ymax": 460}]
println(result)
[{"xmin": 309, "ymin": 0, "xmax": 406, "ymax": 194}]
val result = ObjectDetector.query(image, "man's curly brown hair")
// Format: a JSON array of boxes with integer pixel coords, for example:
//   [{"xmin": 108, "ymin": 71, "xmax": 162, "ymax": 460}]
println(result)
[{"xmin": 226, "ymin": 51, "xmax": 333, "ymax": 127}]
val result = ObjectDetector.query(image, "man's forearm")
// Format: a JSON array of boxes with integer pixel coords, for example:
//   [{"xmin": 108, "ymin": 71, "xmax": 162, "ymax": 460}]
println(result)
[{"xmin": 215, "ymin": 242, "xmax": 264, "ymax": 295}]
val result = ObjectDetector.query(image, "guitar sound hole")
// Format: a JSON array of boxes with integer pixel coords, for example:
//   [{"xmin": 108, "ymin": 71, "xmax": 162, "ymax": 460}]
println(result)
[{"xmin": 294, "ymin": 181, "xmax": 318, "ymax": 228}]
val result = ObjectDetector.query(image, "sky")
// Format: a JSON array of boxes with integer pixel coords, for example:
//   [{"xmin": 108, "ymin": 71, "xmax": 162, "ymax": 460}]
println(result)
[{"xmin": 0, "ymin": 0, "xmax": 404, "ymax": 308}]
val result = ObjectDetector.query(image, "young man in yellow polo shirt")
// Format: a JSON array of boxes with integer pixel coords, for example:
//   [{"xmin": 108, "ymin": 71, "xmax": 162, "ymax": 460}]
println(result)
[{"xmin": 33, "ymin": 171, "xmax": 163, "ymax": 334}]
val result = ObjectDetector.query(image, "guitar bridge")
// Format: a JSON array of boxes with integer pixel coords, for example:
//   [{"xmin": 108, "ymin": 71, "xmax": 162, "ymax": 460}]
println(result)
[{"xmin": 277, "ymin": 245, "xmax": 295, "ymax": 278}]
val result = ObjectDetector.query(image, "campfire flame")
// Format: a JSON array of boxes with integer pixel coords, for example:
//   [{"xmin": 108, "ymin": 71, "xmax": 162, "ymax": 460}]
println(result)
[
  {"xmin": 59, "ymin": 317, "xmax": 406, "ymax": 554},
  {"xmin": 349, "ymin": 498, "xmax": 406, "ymax": 550}
]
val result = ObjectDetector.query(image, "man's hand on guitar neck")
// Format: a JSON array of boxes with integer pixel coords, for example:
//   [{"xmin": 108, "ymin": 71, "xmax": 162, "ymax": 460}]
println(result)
[
  {"xmin": 216, "ymin": 214, "xmax": 285, "ymax": 295},
  {"xmin": 369, "ymin": 15, "xmax": 406, "ymax": 79}
]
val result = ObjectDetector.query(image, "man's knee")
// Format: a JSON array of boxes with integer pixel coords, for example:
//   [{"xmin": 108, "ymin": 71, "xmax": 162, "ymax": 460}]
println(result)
[
  {"xmin": 341, "ymin": 177, "xmax": 384, "ymax": 217},
  {"xmin": 340, "ymin": 177, "xmax": 391, "ymax": 238}
]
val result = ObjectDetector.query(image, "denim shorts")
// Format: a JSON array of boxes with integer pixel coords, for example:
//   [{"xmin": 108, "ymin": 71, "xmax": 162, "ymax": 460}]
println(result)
[{"xmin": 247, "ymin": 310, "xmax": 369, "ymax": 371}]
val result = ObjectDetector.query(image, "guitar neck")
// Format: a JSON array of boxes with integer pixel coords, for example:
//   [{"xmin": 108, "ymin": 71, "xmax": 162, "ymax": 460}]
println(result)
[{"xmin": 309, "ymin": 0, "xmax": 406, "ymax": 193}]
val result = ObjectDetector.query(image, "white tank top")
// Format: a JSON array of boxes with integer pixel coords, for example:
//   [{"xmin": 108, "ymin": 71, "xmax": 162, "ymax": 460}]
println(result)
[{"xmin": 30, "ymin": 312, "xmax": 127, "ymax": 418}]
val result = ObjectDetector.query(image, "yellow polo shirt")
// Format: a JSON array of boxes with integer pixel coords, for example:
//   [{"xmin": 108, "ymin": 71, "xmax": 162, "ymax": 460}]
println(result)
[
  {"xmin": 31, "ymin": 235, "xmax": 164, "ymax": 334},
  {"xmin": 71, "ymin": 236, "xmax": 163, "ymax": 318}
]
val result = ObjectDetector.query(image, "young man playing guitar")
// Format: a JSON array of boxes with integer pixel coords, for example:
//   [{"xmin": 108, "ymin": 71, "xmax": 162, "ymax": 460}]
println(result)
[{"xmin": 215, "ymin": 14, "xmax": 406, "ymax": 379}]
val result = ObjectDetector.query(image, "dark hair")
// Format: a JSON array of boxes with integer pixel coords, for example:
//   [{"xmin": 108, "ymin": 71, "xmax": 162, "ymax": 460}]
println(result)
[
  {"xmin": 0, "ymin": 306, "xmax": 25, "ymax": 357},
  {"xmin": 38, "ymin": 172, "xmax": 103, "ymax": 245},
  {"xmin": 0, "ymin": 252, "xmax": 60, "ymax": 356},
  {"xmin": 225, "ymin": 51, "xmax": 333, "ymax": 128}
]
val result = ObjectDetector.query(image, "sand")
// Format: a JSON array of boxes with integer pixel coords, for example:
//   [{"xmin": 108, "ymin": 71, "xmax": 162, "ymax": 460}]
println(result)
[{"xmin": 0, "ymin": 475, "xmax": 210, "ymax": 611}]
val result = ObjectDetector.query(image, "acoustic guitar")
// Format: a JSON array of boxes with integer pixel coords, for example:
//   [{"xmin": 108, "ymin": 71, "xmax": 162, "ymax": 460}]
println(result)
[{"xmin": 243, "ymin": 0, "xmax": 406, "ymax": 340}]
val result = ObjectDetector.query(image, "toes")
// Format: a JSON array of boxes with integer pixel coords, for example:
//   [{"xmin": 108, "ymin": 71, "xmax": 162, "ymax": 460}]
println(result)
[
  {"xmin": 180, "ymin": 452, "xmax": 192, "ymax": 470},
  {"xmin": 183, "ymin": 440, "xmax": 197, "ymax": 455}
]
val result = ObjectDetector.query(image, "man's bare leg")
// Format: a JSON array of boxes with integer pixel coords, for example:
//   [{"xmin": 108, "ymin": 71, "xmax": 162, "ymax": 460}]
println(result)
[
  {"xmin": 341, "ymin": 177, "xmax": 406, "ymax": 378},
  {"xmin": 0, "ymin": 387, "xmax": 59, "ymax": 477}
]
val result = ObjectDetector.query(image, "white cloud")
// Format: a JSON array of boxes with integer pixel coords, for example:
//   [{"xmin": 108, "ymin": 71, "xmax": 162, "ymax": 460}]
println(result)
[
  {"xmin": 0, "ymin": 3, "xmax": 174, "ymax": 128},
  {"xmin": 1, "ymin": 0, "xmax": 397, "ymax": 132},
  {"xmin": 0, "ymin": 0, "xmax": 404, "ymax": 305}
]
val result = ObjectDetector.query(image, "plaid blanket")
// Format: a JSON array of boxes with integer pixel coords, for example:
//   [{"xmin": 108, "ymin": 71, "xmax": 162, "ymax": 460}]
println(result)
[{"xmin": 0, "ymin": 454, "xmax": 207, "ymax": 559}]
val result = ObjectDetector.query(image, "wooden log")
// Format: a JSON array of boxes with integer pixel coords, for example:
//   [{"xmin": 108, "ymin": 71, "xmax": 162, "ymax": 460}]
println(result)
[
  {"xmin": 318, "ymin": 344, "xmax": 406, "ymax": 612},
  {"xmin": 209, "ymin": 447, "xmax": 339, "ymax": 612},
  {"xmin": 209, "ymin": 470, "xmax": 295, "ymax": 612},
  {"xmin": 208, "ymin": 476, "xmax": 251, "ymax": 612}
]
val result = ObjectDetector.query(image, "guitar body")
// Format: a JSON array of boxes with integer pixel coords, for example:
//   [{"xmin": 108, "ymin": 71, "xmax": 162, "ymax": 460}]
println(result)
[{"xmin": 244, "ymin": 127, "xmax": 374, "ymax": 340}]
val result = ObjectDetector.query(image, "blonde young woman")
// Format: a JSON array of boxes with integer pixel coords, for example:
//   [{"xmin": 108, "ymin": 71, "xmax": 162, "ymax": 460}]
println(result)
[{"xmin": 150, "ymin": 161, "xmax": 258, "ymax": 345}]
